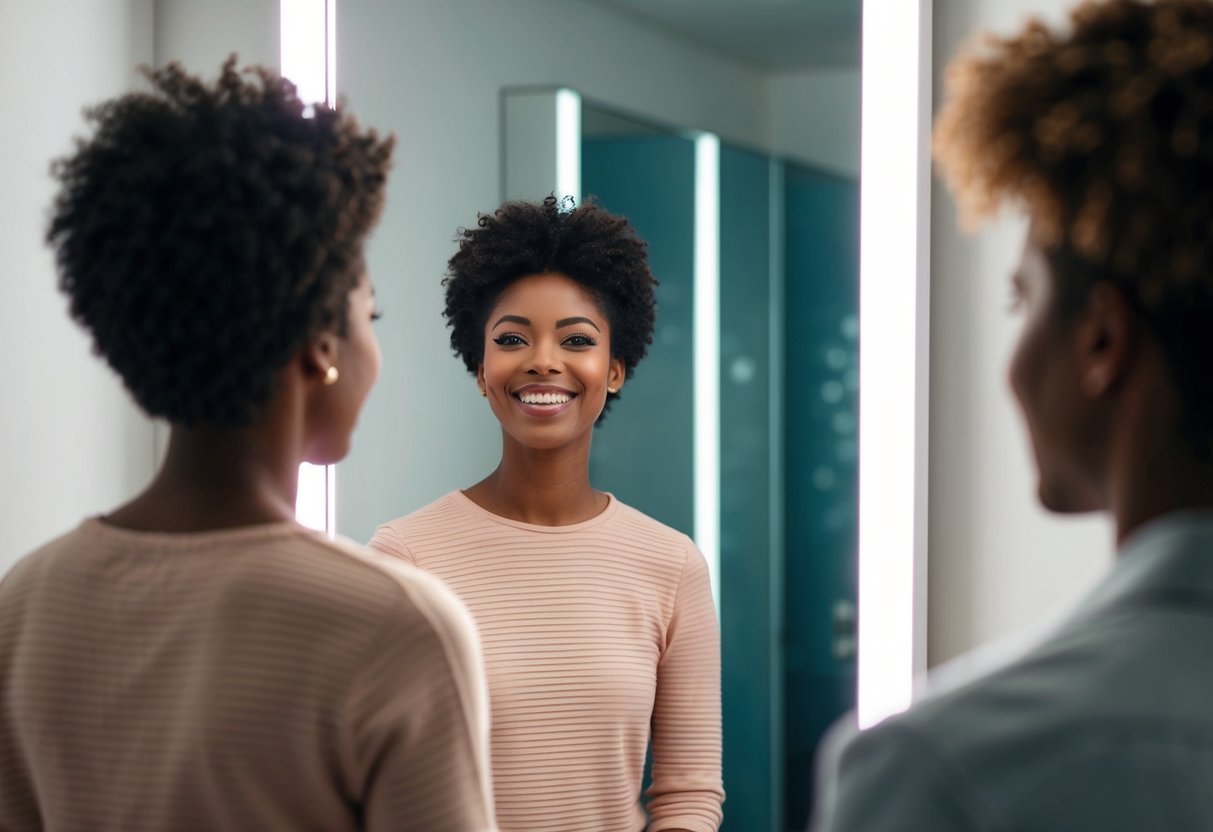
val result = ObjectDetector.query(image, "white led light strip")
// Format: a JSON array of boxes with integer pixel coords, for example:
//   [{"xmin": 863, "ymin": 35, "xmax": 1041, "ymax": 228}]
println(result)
[
  {"xmin": 282, "ymin": 0, "xmax": 337, "ymax": 537},
  {"xmin": 857, "ymin": 0, "xmax": 931, "ymax": 727},
  {"xmin": 694, "ymin": 132, "xmax": 721, "ymax": 611},
  {"xmin": 555, "ymin": 88, "xmax": 582, "ymax": 205}
]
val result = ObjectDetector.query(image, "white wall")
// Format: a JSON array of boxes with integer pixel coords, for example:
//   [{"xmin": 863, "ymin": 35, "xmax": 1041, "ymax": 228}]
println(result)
[
  {"xmin": 0, "ymin": 0, "xmax": 156, "ymax": 571},
  {"xmin": 0, "ymin": 0, "xmax": 1091, "ymax": 669},
  {"xmin": 336, "ymin": 0, "xmax": 771, "ymax": 542},
  {"xmin": 153, "ymin": 0, "xmax": 278, "ymax": 73},
  {"xmin": 927, "ymin": 0, "xmax": 1112, "ymax": 665},
  {"xmin": 0, "ymin": 1, "xmax": 282, "ymax": 574},
  {"xmin": 767, "ymin": 67, "xmax": 861, "ymax": 178}
]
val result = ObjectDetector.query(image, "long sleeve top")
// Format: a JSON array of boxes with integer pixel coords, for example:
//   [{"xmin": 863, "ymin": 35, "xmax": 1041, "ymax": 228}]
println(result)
[
  {"xmin": 0, "ymin": 518, "xmax": 496, "ymax": 831},
  {"xmin": 370, "ymin": 490, "xmax": 724, "ymax": 832}
]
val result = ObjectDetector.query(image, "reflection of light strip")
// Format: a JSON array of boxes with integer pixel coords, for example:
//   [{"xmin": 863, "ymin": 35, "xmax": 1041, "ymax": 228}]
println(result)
[
  {"xmin": 280, "ymin": 0, "xmax": 329, "ymax": 107},
  {"xmin": 326, "ymin": 462, "xmax": 337, "ymax": 535},
  {"xmin": 325, "ymin": 0, "xmax": 336, "ymax": 106},
  {"xmin": 295, "ymin": 462, "xmax": 329, "ymax": 532},
  {"xmin": 858, "ymin": 0, "xmax": 928, "ymax": 727},
  {"xmin": 694, "ymin": 132, "xmax": 721, "ymax": 611},
  {"xmin": 283, "ymin": 0, "xmax": 338, "ymax": 537},
  {"xmin": 555, "ymin": 88, "xmax": 582, "ymax": 205}
]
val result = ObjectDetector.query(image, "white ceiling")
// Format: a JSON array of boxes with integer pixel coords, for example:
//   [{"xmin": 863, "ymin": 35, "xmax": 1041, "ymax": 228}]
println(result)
[{"xmin": 586, "ymin": 0, "xmax": 861, "ymax": 71}]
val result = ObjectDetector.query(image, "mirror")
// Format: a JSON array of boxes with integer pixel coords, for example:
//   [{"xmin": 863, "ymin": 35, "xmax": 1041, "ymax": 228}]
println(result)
[
  {"xmin": 333, "ymin": 4, "xmax": 861, "ymax": 830},
  {"xmin": 4, "ymin": 2, "xmax": 862, "ymax": 830},
  {"xmin": 498, "ymin": 90, "xmax": 859, "ymax": 829}
]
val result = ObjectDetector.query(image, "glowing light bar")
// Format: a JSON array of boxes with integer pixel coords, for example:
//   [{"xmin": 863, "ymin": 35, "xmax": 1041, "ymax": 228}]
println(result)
[
  {"xmin": 280, "ymin": 0, "xmax": 332, "ymax": 107},
  {"xmin": 857, "ymin": 0, "xmax": 929, "ymax": 727},
  {"xmin": 283, "ymin": 0, "xmax": 338, "ymax": 536},
  {"xmin": 694, "ymin": 132, "xmax": 721, "ymax": 611},
  {"xmin": 556, "ymin": 88, "xmax": 582, "ymax": 205}
]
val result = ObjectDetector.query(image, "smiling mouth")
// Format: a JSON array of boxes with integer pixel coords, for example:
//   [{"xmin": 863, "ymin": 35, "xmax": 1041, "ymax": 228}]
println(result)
[{"xmin": 514, "ymin": 390, "xmax": 576, "ymax": 405}]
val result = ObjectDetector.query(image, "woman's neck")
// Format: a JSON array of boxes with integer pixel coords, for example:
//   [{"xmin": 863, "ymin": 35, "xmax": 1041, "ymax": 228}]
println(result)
[
  {"xmin": 1109, "ymin": 440, "xmax": 1213, "ymax": 545},
  {"xmin": 464, "ymin": 434, "xmax": 606, "ymax": 526},
  {"xmin": 104, "ymin": 410, "xmax": 303, "ymax": 533},
  {"xmin": 1106, "ymin": 365, "xmax": 1213, "ymax": 544}
]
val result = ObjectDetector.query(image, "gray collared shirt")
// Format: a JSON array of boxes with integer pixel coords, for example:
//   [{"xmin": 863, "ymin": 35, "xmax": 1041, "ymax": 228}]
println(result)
[{"xmin": 812, "ymin": 511, "xmax": 1213, "ymax": 831}]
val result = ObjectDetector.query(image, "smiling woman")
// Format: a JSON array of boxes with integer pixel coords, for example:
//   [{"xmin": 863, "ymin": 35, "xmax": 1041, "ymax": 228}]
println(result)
[
  {"xmin": 480, "ymin": 274, "xmax": 625, "ymax": 449},
  {"xmin": 369, "ymin": 196, "xmax": 725, "ymax": 832}
]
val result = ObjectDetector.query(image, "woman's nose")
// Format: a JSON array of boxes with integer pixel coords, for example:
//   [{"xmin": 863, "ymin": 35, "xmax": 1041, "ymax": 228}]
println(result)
[{"xmin": 527, "ymin": 340, "xmax": 561, "ymax": 375}]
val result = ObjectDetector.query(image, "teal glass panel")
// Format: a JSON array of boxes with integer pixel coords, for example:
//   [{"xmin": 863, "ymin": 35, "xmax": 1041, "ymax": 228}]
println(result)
[
  {"xmin": 581, "ymin": 133, "xmax": 696, "ymax": 537},
  {"xmin": 718, "ymin": 144, "xmax": 779, "ymax": 832},
  {"xmin": 782, "ymin": 163, "xmax": 859, "ymax": 828}
]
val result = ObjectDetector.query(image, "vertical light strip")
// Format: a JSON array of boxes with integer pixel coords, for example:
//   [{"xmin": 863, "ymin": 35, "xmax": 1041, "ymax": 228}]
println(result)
[
  {"xmin": 694, "ymin": 132, "xmax": 721, "ymax": 611},
  {"xmin": 555, "ymin": 88, "xmax": 582, "ymax": 204},
  {"xmin": 857, "ymin": 0, "xmax": 927, "ymax": 727},
  {"xmin": 283, "ymin": 0, "xmax": 338, "ymax": 537},
  {"xmin": 280, "ymin": 0, "xmax": 328, "ymax": 107},
  {"xmin": 326, "ymin": 462, "xmax": 337, "ymax": 537},
  {"xmin": 325, "ymin": 0, "xmax": 337, "ymax": 106}
]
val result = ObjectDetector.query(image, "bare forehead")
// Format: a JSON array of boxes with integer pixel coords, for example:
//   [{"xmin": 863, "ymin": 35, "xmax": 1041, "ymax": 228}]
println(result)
[{"xmin": 488, "ymin": 272, "xmax": 607, "ymax": 320}]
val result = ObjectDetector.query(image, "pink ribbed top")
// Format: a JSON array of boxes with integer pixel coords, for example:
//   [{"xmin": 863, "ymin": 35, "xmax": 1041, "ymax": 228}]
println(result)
[
  {"xmin": 370, "ymin": 491, "xmax": 723, "ymax": 832},
  {"xmin": 0, "ymin": 519, "xmax": 496, "ymax": 832}
]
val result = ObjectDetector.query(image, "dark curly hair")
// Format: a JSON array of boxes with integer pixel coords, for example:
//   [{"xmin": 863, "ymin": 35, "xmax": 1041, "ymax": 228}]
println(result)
[
  {"xmin": 934, "ymin": 0, "xmax": 1213, "ymax": 453},
  {"xmin": 46, "ymin": 56, "xmax": 394, "ymax": 427},
  {"xmin": 443, "ymin": 196, "xmax": 657, "ymax": 420}
]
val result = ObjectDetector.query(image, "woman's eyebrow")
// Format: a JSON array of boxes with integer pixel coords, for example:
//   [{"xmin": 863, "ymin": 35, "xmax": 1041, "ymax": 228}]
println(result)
[
  {"xmin": 556, "ymin": 316, "xmax": 601, "ymax": 331},
  {"xmin": 492, "ymin": 314, "xmax": 530, "ymax": 329}
]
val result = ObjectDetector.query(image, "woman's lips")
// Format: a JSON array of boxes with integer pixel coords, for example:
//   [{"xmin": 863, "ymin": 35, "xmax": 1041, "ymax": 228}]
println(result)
[{"xmin": 511, "ymin": 387, "xmax": 577, "ymax": 418}]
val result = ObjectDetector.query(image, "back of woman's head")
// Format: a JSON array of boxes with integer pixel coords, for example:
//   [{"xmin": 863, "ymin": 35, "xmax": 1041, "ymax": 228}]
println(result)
[
  {"xmin": 934, "ymin": 0, "xmax": 1213, "ymax": 450},
  {"xmin": 47, "ymin": 56, "xmax": 394, "ymax": 427}
]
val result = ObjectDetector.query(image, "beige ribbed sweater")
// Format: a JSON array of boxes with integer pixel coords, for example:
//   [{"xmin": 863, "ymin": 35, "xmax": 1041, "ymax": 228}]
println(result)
[
  {"xmin": 370, "ymin": 491, "xmax": 724, "ymax": 832},
  {"xmin": 0, "ymin": 518, "xmax": 496, "ymax": 832}
]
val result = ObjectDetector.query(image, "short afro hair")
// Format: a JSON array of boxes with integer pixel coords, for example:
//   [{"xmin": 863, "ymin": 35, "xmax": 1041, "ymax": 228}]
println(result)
[
  {"xmin": 47, "ymin": 56, "xmax": 394, "ymax": 427},
  {"xmin": 443, "ymin": 196, "xmax": 657, "ymax": 420},
  {"xmin": 934, "ymin": 0, "xmax": 1213, "ymax": 453}
]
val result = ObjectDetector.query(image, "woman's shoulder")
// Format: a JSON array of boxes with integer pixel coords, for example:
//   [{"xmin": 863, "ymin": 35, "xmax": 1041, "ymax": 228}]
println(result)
[
  {"xmin": 375, "ymin": 491, "xmax": 468, "ymax": 534},
  {"xmin": 605, "ymin": 498, "xmax": 700, "ymax": 557},
  {"xmin": 323, "ymin": 536, "xmax": 476, "ymax": 630}
]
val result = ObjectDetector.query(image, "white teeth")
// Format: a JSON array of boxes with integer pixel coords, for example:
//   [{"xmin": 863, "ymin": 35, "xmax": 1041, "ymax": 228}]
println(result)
[{"xmin": 519, "ymin": 391, "xmax": 571, "ymax": 405}]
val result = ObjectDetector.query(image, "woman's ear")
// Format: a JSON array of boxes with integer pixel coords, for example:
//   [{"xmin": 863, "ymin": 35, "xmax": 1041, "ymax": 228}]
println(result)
[
  {"xmin": 476, "ymin": 364, "xmax": 487, "ymax": 397},
  {"xmin": 1077, "ymin": 282, "xmax": 1137, "ymax": 398},
  {"xmin": 607, "ymin": 358, "xmax": 625, "ymax": 395},
  {"xmin": 303, "ymin": 331, "xmax": 341, "ymax": 384}
]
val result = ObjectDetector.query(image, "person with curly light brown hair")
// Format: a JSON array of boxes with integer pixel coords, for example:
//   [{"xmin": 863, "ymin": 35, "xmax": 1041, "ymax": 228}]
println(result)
[
  {"xmin": 0, "ymin": 58, "xmax": 497, "ymax": 831},
  {"xmin": 370, "ymin": 196, "xmax": 724, "ymax": 832},
  {"xmin": 813, "ymin": 1, "xmax": 1213, "ymax": 830}
]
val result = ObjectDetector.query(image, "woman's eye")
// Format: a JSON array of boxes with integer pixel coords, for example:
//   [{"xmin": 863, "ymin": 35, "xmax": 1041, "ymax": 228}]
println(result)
[
  {"xmin": 371, "ymin": 309, "xmax": 383, "ymax": 322},
  {"xmin": 493, "ymin": 334, "xmax": 526, "ymax": 347},
  {"xmin": 564, "ymin": 334, "xmax": 596, "ymax": 348}
]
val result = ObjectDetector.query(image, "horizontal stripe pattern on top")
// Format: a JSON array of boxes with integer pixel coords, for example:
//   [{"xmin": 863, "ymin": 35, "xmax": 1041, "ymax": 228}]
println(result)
[
  {"xmin": 0, "ymin": 519, "xmax": 496, "ymax": 832},
  {"xmin": 370, "ymin": 490, "xmax": 723, "ymax": 832}
]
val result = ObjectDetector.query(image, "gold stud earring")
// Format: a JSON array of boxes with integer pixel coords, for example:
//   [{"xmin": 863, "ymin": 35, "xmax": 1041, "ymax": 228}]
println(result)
[
  {"xmin": 607, "ymin": 388, "xmax": 618, "ymax": 394},
  {"xmin": 323, "ymin": 366, "xmax": 340, "ymax": 385},
  {"xmin": 479, "ymin": 386, "xmax": 488, "ymax": 398}
]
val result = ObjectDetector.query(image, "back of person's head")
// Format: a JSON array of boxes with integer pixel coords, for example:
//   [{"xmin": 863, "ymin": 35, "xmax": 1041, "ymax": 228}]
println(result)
[
  {"xmin": 933, "ymin": 0, "xmax": 1213, "ymax": 455},
  {"xmin": 46, "ymin": 57, "xmax": 395, "ymax": 428}
]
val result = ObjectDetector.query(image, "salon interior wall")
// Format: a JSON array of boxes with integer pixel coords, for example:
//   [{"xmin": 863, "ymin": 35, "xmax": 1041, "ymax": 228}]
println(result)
[
  {"xmin": 927, "ymin": 0, "xmax": 1112, "ymax": 667},
  {"xmin": 0, "ymin": 0, "xmax": 156, "ymax": 572},
  {"xmin": 335, "ymin": 0, "xmax": 857, "ymax": 543},
  {"xmin": 768, "ymin": 67, "xmax": 861, "ymax": 180},
  {"xmin": 0, "ymin": 0, "xmax": 1108, "ymax": 685},
  {"xmin": 0, "ymin": 0, "xmax": 280, "ymax": 575}
]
